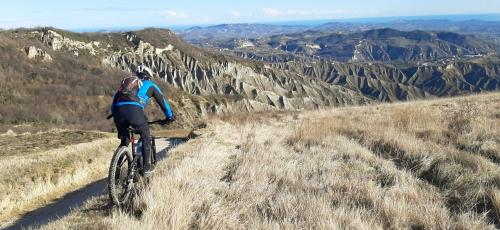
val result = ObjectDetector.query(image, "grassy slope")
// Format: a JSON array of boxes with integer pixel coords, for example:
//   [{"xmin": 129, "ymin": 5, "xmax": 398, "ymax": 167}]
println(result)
[
  {"xmin": 0, "ymin": 130, "xmax": 118, "ymax": 227},
  {"xmin": 42, "ymin": 92, "xmax": 500, "ymax": 229},
  {"xmin": 0, "ymin": 30, "xmax": 127, "ymax": 132},
  {"xmin": 0, "ymin": 29, "xmax": 208, "ymax": 133}
]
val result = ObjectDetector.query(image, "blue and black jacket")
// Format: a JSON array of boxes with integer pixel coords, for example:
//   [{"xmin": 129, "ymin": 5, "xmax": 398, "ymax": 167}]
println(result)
[{"xmin": 112, "ymin": 79, "xmax": 174, "ymax": 119}]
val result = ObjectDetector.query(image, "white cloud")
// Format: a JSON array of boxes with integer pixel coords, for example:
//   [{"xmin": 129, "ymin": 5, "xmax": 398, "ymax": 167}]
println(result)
[
  {"xmin": 52, "ymin": 7, "xmax": 154, "ymax": 12},
  {"xmin": 262, "ymin": 8, "xmax": 283, "ymax": 17},
  {"xmin": 161, "ymin": 10, "xmax": 189, "ymax": 19}
]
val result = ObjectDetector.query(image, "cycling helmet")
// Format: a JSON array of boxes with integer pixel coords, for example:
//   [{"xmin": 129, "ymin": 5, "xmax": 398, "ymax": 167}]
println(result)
[{"xmin": 135, "ymin": 65, "xmax": 154, "ymax": 79}]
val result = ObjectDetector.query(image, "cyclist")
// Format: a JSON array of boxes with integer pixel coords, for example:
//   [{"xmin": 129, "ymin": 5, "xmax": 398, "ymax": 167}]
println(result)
[{"xmin": 111, "ymin": 65, "xmax": 174, "ymax": 176}]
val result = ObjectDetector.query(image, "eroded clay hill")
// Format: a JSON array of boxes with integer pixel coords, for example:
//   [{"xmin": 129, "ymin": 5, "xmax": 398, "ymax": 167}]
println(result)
[{"xmin": 0, "ymin": 28, "xmax": 370, "ymax": 131}]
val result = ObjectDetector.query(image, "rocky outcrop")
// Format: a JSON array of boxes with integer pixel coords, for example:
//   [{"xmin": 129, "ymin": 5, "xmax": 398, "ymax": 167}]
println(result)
[
  {"xmin": 34, "ymin": 30, "xmax": 101, "ymax": 56},
  {"xmin": 25, "ymin": 46, "xmax": 52, "ymax": 62},
  {"xmin": 102, "ymin": 31, "xmax": 371, "ymax": 111},
  {"xmin": 19, "ymin": 29, "xmax": 370, "ymax": 115},
  {"xmin": 20, "ymin": 28, "xmax": 500, "ymax": 106},
  {"xmin": 270, "ymin": 58, "xmax": 500, "ymax": 101}
]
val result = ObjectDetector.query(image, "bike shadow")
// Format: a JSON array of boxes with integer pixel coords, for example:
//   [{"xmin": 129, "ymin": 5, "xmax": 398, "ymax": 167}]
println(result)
[
  {"xmin": 4, "ymin": 137, "xmax": 188, "ymax": 230},
  {"xmin": 156, "ymin": 137, "xmax": 185, "ymax": 161}
]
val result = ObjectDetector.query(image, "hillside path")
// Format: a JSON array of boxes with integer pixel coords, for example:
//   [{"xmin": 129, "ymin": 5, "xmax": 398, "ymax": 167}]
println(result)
[{"xmin": 4, "ymin": 138, "xmax": 183, "ymax": 230}]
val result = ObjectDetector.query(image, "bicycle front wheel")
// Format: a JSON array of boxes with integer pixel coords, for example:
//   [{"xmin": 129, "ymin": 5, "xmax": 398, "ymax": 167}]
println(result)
[{"xmin": 108, "ymin": 146, "xmax": 134, "ymax": 207}]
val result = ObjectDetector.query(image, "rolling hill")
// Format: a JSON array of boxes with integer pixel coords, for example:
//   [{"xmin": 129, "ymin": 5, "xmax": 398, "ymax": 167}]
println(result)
[
  {"xmin": 0, "ymin": 28, "xmax": 369, "ymax": 132},
  {"xmin": 208, "ymin": 28, "xmax": 499, "ymax": 62},
  {"xmin": 1, "ymin": 27, "xmax": 499, "ymax": 132}
]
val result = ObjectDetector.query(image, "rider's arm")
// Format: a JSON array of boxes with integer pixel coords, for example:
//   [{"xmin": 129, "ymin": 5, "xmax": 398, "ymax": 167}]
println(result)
[
  {"xmin": 147, "ymin": 83, "xmax": 174, "ymax": 119},
  {"xmin": 110, "ymin": 92, "xmax": 118, "ymax": 112}
]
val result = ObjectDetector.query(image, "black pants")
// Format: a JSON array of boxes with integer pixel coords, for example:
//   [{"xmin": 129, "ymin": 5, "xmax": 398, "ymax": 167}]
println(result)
[{"xmin": 113, "ymin": 105, "xmax": 152, "ymax": 167}]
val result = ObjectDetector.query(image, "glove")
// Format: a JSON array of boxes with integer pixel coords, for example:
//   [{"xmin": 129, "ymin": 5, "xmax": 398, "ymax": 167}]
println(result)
[{"xmin": 160, "ymin": 115, "xmax": 175, "ymax": 125}]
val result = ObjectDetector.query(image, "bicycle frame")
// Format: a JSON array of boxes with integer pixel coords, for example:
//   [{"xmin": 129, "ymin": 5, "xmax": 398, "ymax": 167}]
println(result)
[{"xmin": 127, "ymin": 130, "xmax": 157, "ymax": 177}]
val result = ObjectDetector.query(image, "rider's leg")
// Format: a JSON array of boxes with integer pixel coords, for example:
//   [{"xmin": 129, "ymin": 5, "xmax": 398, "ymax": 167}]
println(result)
[
  {"xmin": 113, "ymin": 108, "xmax": 131, "ymax": 147},
  {"xmin": 121, "ymin": 106, "xmax": 154, "ymax": 174},
  {"xmin": 120, "ymin": 137, "xmax": 130, "ymax": 147},
  {"xmin": 135, "ymin": 123, "xmax": 152, "ymax": 171},
  {"xmin": 115, "ymin": 105, "xmax": 154, "ymax": 175}
]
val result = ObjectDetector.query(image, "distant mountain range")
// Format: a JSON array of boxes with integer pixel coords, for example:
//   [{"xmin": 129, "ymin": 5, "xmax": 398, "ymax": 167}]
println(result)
[
  {"xmin": 178, "ymin": 25, "xmax": 500, "ymax": 101},
  {"xmin": 314, "ymin": 19, "xmax": 500, "ymax": 35},
  {"xmin": 193, "ymin": 28, "xmax": 500, "ymax": 63},
  {"xmin": 177, "ymin": 24, "xmax": 309, "ymax": 44},
  {"xmin": 178, "ymin": 18, "xmax": 500, "ymax": 45}
]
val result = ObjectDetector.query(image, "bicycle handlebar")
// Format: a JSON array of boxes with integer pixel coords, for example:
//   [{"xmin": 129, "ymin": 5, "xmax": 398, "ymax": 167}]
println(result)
[{"xmin": 148, "ymin": 119, "xmax": 173, "ymax": 125}]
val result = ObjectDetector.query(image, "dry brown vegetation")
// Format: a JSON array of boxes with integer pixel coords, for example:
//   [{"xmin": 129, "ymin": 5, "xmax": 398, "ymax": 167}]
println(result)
[
  {"xmin": 0, "ymin": 31, "xmax": 126, "ymax": 131},
  {"xmin": 0, "ymin": 130, "xmax": 105, "ymax": 156},
  {"xmin": 43, "ymin": 93, "xmax": 499, "ymax": 229},
  {"xmin": 0, "ymin": 28, "xmax": 263, "ymax": 135},
  {"xmin": 0, "ymin": 30, "xmax": 203, "ymax": 133},
  {"xmin": 0, "ymin": 130, "xmax": 117, "ymax": 227}
]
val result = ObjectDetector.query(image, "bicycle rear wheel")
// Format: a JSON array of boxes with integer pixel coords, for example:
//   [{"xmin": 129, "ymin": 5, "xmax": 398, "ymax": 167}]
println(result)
[{"xmin": 108, "ymin": 146, "xmax": 134, "ymax": 207}]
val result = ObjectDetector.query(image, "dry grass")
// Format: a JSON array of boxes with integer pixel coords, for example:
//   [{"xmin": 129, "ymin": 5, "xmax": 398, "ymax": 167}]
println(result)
[
  {"xmin": 0, "ymin": 130, "xmax": 118, "ymax": 227},
  {"xmin": 43, "ymin": 93, "xmax": 500, "ymax": 229},
  {"xmin": 0, "ymin": 130, "xmax": 105, "ymax": 157}
]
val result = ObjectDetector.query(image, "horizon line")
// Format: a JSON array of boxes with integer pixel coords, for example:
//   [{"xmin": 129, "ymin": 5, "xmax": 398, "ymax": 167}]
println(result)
[{"xmin": 2, "ymin": 12, "xmax": 500, "ymax": 32}]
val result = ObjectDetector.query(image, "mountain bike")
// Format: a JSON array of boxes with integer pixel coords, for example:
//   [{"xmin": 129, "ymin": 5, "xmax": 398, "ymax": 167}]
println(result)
[{"xmin": 107, "ymin": 120, "xmax": 168, "ymax": 207}]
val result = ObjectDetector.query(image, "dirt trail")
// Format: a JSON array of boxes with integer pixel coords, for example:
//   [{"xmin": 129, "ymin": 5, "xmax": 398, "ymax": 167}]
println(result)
[{"xmin": 3, "ymin": 138, "xmax": 184, "ymax": 230}]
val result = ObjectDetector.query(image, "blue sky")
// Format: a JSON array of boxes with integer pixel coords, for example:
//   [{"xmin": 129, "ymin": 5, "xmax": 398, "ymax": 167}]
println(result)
[{"xmin": 1, "ymin": 0, "xmax": 499, "ymax": 29}]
